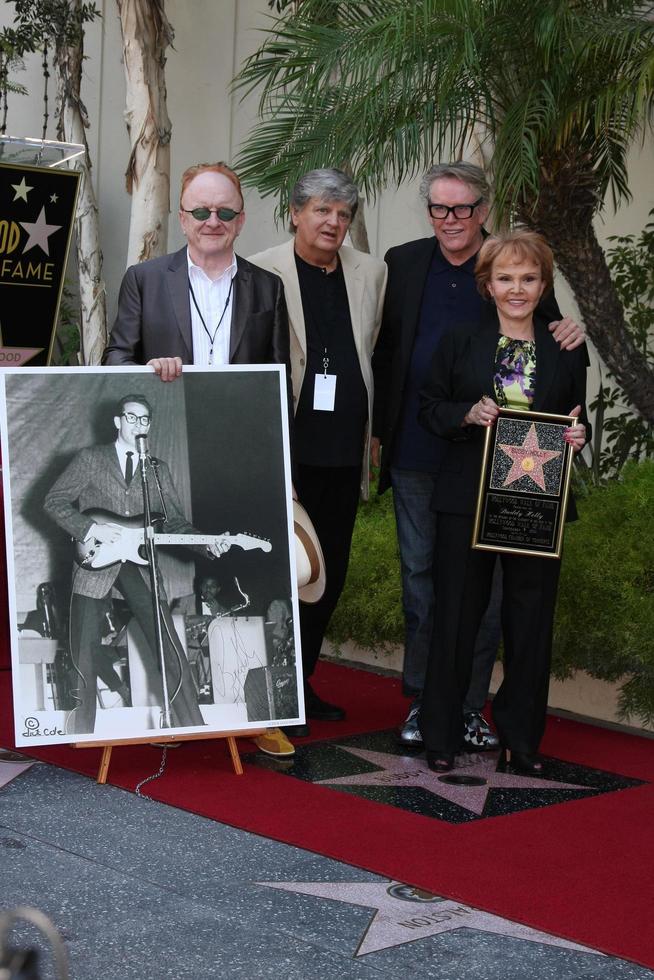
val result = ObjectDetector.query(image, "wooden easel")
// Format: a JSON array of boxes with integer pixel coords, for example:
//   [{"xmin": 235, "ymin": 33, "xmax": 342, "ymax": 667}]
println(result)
[{"xmin": 74, "ymin": 727, "xmax": 267, "ymax": 784}]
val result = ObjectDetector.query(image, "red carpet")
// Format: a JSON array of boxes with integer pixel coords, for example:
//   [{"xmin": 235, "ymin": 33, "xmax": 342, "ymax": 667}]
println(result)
[{"xmin": 1, "ymin": 661, "xmax": 652, "ymax": 969}]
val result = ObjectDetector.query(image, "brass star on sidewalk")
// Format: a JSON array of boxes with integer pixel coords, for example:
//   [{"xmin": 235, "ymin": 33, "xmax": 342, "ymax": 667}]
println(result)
[
  {"xmin": 498, "ymin": 422, "xmax": 561, "ymax": 491},
  {"xmin": 260, "ymin": 880, "xmax": 603, "ymax": 957}
]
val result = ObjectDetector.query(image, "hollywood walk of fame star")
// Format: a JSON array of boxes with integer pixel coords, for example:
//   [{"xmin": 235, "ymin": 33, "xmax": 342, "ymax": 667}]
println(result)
[
  {"xmin": 0, "ymin": 757, "xmax": 34, "ymax": 791},
  {"xmin": 259, "ymin": 879, "xmax": 603, "ymax": 957},
  {"xmin": 19, "ymin": 207, "xmax": 62, "ymax": 257},
  {"xmin": 11, "ymin": 177, "xmax": 33, "ymax": 203},
  {"xmin": 0, "ymin": 323, "xmax": 43, "ymax": 365},
  {"xmin": 316, "ymin": 747, "xmax": 586, "ymax": 816},
  {"xmin": 498, "ymin": 422, "xmax": 561, "ymax": 491},
  {"xmin": 0, "ymin": 347, "xmax": 43, "ymax": 366}
]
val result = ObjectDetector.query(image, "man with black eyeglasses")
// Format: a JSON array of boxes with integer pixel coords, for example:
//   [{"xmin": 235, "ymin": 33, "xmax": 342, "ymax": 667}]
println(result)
[
  {"xmin": 103, "ymin": 162, "xmax": 290, "ymax": 382},
  {"xmin": 371, "ymin": 161, "xmax": 586, "ymax": 750},
  {"xmin": 44, "ymin": 393, "xmax": 232, "ymax": 735}
]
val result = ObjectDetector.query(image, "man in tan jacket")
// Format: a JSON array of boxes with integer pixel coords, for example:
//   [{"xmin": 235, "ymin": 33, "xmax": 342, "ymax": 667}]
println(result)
[{"xmin": 250, "ymin": 168, "xmax": 387, "ymax": 736}]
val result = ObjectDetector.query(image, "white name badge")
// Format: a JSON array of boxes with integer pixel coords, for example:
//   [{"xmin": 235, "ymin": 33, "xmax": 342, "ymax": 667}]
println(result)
[{"xmin": 313, "ymin": 373, "xmax": 337, "ymax": 411}]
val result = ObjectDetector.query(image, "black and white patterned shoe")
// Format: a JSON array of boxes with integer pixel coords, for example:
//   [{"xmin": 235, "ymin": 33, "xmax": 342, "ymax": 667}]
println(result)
[{"xmin": 463, "ymin": 711, "xmax": 499, "ymax": 751}]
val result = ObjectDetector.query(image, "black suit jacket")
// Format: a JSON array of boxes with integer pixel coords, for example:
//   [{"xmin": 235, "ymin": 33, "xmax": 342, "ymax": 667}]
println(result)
[
  {"xmin": 372, "ymin": 236, "xmax": 561, "ymax": 493},
  {"xmin": 417, "ymin": 305, "xmax": 589, "ymax": 518},
  {"xmin": 103, "ymin": 247, "xmax": 290, "ymax": 370}
]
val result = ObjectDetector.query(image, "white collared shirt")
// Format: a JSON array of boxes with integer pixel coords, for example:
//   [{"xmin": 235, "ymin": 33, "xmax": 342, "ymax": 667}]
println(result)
[{"xmin": 187, "ymin": 251, "xmax": 237, "ymax": 366}]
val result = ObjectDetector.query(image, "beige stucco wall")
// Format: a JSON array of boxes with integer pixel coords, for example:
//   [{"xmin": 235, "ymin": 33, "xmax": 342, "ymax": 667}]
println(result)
[{"xmin": 324, "ymin": 640, "xmax": 654, "ymax": 735}]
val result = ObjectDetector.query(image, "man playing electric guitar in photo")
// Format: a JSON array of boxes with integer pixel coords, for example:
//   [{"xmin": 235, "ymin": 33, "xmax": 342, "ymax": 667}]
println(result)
[{"xmin": 44, "ymin": 393, "xmax": 239, "ymax": 736}]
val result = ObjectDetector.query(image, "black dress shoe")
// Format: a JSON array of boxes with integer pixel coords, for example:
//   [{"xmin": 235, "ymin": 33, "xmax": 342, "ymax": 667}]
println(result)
[
  {"xmin": 498, "ymin": 748, "xmax": 544, "ymax": 775},
  {"xmin": 426, "ymin": 750, "xmax": 455, "ymax": 773},
  {"xmin": 398, "ymin": 700, "xmax": 424, "ymax": 750},
  {"xmin": 304, "ymin": 683, "xmax": 345, "ymax": 721},
  {"xmin": 282, "ymin": 723, "xmax": 311, "ymax": 738}
]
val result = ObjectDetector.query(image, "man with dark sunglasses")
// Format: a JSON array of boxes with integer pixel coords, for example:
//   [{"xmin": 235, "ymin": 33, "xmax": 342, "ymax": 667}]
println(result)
[
  {"xmin": 103, "ymin": 162, "xmax": 290, "ymax": 383},
  {"xmin": 371, "ymin": 161, "xmax": 586, "ymax": 752}
]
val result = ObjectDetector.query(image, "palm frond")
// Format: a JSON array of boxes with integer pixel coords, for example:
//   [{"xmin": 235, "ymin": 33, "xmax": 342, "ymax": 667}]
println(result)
[{"xmin": 232, "ymin": 0, "xmax": 654, "ymax": 220}]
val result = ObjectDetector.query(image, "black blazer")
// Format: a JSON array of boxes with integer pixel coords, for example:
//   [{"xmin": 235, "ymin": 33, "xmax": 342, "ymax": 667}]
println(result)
[
  {"xmin": 372, "ymin": 236, "xmax": 561, "ymax": 493},
  {"xmin": 103, "ymin": 247, "xmax": 290, "ymax": 370},
  {"xmin": 418, "ymin": 305, "xmax": 589, "ymax": 518}
]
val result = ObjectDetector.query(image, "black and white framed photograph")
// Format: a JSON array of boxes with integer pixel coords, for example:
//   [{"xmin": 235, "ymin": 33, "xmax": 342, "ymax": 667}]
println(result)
[{"xmin": 0, "ymin": 365, "xmax": 303, "ymax": 746}]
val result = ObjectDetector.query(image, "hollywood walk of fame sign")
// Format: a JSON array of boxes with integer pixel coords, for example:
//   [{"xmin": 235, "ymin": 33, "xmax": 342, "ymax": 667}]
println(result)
[
  {"xmin": 472, "ymin": 407, "xmax": 575, "ymax": 558},
  {"xmin": 258, "ymin": 879, "xmax": 603, "ymax": 958},
  {"xmin": 0, "ymin": 156, "xmax": 81, "ymax": 366}
]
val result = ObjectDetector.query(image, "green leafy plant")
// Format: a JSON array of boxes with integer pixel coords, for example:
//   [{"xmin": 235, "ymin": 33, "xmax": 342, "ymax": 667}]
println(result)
[
  {"xmin": 576, "ymin": 213, "xmax": 654, "ymax": 489},
  {"xmin": 0, "ymin": 0, "xmax": 100, "ymax": 136},
  {"xmin": 327, "ymin": 480, "xmax": 403, "ymax": 651},
  {"xmin": 51, "ymin": 281, "xmax": 81, "ymax": 365},
  {"xmin": 331, "ymin": 463, "xmax": 654, "ymax": 727},
  {"xmin": 553, "ymin": 460, "xmax": 654, "ymax": 726}
]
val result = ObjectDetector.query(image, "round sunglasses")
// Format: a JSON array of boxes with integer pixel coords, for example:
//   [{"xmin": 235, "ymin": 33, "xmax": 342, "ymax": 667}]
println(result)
[{"xmin": 181, "ymin": 206, "xmax": 242, "ymax": 222}]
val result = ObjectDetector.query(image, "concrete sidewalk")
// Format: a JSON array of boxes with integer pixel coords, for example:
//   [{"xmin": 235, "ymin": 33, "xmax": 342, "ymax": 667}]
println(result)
[{"xmin": 0, "ymin": 756, "xmax": 652, "ymax": 980}]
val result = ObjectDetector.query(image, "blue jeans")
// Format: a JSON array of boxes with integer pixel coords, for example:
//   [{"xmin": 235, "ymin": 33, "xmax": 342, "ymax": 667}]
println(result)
[{"xmin": 390, "ymin": 467, "xmax": 501, "ymax": 707}]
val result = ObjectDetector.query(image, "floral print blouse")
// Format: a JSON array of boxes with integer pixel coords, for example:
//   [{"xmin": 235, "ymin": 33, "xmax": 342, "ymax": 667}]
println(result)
[{"xmin": 493, "ymin": 335, "xmax": 536, "ymax": 409}]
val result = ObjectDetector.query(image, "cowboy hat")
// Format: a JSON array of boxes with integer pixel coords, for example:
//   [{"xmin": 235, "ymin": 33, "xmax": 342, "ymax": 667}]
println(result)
[{"xmin": 293, "ymin": 500, "xmax": 326, "ymax": 604}]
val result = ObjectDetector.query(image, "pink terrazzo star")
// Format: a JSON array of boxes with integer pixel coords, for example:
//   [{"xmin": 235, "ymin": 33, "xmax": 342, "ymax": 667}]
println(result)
[
  {"xmin": 259, "ymin": 879, "xmax": 603, "ymax": 957},
  {"xmin": 498, "ymin": 422, "xmax": 561, "ymax": 491},
  {"xmin": 317, "ymin": 747, "xmax": 584, "ymax": 816}
]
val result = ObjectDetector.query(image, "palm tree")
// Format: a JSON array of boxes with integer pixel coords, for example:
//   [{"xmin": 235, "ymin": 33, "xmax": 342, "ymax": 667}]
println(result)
[{"xmin": 233, "ymin": 0, "xmax": 654, "ymax": 421}]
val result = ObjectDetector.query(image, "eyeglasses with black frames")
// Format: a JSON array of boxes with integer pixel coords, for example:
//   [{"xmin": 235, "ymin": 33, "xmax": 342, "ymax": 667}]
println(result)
[
  {"xmin": 427, "ymin": 198, "xmax": 484, "ymax": 220},
  {"xmin": 121, "ymin": 413, "xmax": 151, "ymax": 426},
  {"xmin": 181, "ymin": 207, "xmax": 242, "ymax": 222}
]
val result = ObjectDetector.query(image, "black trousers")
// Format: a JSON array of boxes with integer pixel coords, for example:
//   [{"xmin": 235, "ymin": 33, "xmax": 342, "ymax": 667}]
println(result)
[
  {"xmin": 419, "ymin": 513, "xmax": 561, "ymax": 756},
  {"xmin": 68, "ymin": 563, "xmax": 205, "ymax": 735},
  {"xmin": 294, "ymin": 463, "xmax": 361, "ymax": 680}
]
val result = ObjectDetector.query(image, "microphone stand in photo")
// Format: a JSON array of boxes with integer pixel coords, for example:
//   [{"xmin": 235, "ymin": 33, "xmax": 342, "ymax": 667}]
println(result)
[
  {"xmin": 71, "ymin": 450, "xmax": 270, "ymax": 784},
  {"xmin": 135, "ymin": 432, "xmax": 172, "ymax": 730}
]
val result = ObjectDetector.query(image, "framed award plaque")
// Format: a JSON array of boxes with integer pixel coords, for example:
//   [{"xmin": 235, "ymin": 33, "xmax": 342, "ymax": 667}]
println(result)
[{"xmin": 472, "ymin": 407, "xmax": 575, "ymax": 559}]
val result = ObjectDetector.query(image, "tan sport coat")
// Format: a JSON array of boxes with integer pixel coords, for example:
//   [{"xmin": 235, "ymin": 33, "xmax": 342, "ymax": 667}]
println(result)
[{"xmin": 248, "ymin": 240, "xmax": 387, "ymax": 498}]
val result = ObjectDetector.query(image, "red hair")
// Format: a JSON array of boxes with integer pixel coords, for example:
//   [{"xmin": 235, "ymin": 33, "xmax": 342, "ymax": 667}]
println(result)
[
  {"xmin": 475, "ymin": 229, "xmax": 554, "ymax": 297},
  {"xmin": 179, "ymin": 162, "xmax": 243, "ymax": 209}
]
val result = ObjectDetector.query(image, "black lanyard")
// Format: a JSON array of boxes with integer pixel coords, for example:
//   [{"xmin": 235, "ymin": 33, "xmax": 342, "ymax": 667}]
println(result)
[{"xmin": 188, "ymin": 275, "xmax": 235, "ymax": 361}]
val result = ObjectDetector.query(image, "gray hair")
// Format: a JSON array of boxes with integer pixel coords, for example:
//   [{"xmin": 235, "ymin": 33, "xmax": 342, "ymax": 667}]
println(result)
[
  {"xmin": 419, "ymin": 162, "xmax": 491, "ymax": 205},
  {"xmin": 290, "ymin": 168, "xmax": 359, "ymax": 219}
]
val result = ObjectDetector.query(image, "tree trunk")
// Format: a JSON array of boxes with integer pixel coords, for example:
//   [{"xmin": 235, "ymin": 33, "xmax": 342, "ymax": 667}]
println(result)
[
  {"xmin": 349, "ymin": 202, "xmax": 370, "ymax": 253},
  {"xmin": 117, "ymin": 0, "xmax": 174, "ymax": 266},
  {"xmin": 54, "ymin": 1, "xmax": 107, "ymax": 365},
  {"xmin": 519, "ymin": 168, "xmax": 654, "ymax": 424},
  {"xmin": 541, "ymin": 221, "xmax": 654, "ymax": 423},
  {"xmin": 341, "ymin": 160, "xmax": 370, "ymax": 253}
]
